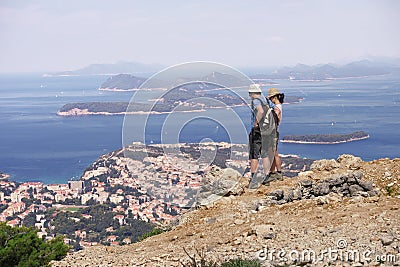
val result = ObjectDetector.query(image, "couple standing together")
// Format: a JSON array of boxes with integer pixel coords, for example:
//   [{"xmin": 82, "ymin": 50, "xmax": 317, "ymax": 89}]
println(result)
[{"xmin": 248, "ymin": 84, "xmax": 284, "ymax": 187}]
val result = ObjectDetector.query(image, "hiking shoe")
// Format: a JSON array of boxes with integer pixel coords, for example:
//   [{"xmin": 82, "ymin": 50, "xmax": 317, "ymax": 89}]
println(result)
[
  {"xmin": 249, "ymin": 173, "xmax": 265, "ymax": 189},
  {"xmin": 262, "ymin": 173, "xmax": 273, "ymax": 185},
  {"xmin": 269, "ymin": 172, "xmax": 283, "ymax": 181}
]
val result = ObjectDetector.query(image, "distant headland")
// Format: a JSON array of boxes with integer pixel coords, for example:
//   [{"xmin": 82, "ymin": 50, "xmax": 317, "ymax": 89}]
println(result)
[
  {"xmin": 57, "ymin": 96, "xmax": 303, "ymax": 116},
  {"xmin": 281, "ymin": 131, "xmax": 370, "ymax": 144},
  {"xmin": 57, "ymin": 76, "xmax": 303, "ymax": 116}
]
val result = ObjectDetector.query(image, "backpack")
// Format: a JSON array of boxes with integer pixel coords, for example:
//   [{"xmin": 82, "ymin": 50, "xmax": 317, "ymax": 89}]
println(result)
[{"xmin": 253, "ymin": 97, "xmax": 279, "ymax": 135}]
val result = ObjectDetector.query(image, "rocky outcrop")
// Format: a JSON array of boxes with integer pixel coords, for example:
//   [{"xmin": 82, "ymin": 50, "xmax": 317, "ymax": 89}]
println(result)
[
  {"xmin": 266, "ymin": 170, "xmax": 379, "ymax": 205},
  {"xmin": 262, "ymin": 155, "xmax": 379, "ymax": 206},
  {"xmin": 51, "ymin": 155, "xmax": 400, "ymax": 267},
  {"xmin": 196, "ymin": 167, "xmax": 246, "ymax": 207}
]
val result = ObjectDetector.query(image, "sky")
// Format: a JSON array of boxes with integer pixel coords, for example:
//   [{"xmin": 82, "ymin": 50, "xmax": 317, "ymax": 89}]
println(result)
[{"xmin": 0, "ymin": 0, "xmax": 399, "ymax": 73}]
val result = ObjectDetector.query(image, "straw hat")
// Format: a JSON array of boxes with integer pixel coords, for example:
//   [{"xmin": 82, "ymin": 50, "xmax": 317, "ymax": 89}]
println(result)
[
  {"xmin": 267, "ymin": 88, "xmax": 281, "ymax": 98},
  {"xmin": 248, "ymin": 84, "xmax": 262, "ymax": 93}
]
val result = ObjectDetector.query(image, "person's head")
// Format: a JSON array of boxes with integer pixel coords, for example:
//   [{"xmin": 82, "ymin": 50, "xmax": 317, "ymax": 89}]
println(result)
[
  {"xmin": 248, "ymin": 84, "xmax": 262, "ymax": 99},
  {"xmin": 268, "ymin": 88, "xmax": 284, "ymax": 104}
]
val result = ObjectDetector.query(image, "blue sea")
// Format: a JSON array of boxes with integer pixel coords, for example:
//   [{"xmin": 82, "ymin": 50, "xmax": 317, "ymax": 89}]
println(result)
[{"xmin": 0, "ymin": 72, "xmax": 399, "ymax": 184}]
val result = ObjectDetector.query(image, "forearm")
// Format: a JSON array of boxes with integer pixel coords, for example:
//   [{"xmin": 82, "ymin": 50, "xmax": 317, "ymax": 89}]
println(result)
[{"xmin": 255, "ymin": 106, "xmax": 264, "ymax": 126}]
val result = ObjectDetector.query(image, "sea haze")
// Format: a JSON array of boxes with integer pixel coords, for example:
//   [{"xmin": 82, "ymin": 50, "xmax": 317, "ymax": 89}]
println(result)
[{"xmin": 0, "ymin": 73, "xmax": 399, "ymax": 184}]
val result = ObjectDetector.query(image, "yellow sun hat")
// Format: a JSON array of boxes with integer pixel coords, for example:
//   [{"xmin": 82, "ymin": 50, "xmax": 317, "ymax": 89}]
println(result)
[{"xmin": 267, "ymin": 88, "xmax": 281, "ymax": 98}]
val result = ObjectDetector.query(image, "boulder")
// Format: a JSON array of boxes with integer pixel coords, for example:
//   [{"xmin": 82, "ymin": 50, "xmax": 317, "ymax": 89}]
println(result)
[
  {"xmin": 312, "ymin": 182, "xmax": 330, "ymax": 196},
  {"xmin": 337, "ymin": 154, "xmax": 362, "ymax": 170},
  {"xmin": 349, "ymin": 184, "xmax": 365, "ymax": 197},
  {"xmin": 283, "ymin": 189, "xmax": 294, "ymax": 203},
  {"xmin": 252, "ymin": 224, "xmax": 275, "ymax": 238},
  {"xmin": 310, "ymin": 159, "xmax": 339, "ymax": 171},
  {"xmin": 357, "ymin": 180, "xmax": 374, "ymax": 191},
  {"xmin": 300, "ymin": 180, "xmax": 313, "ymax": 187},
  {"xmin": 326, "ymin": 174, "xmax": 346, "ymax": 186},
  {"xmin": 196, "ymin": 167, "xmax": 244, "ymax": 207},
  {"xmin": 268, "ymin": 189, "xmax": 284, "ymax": 200}
]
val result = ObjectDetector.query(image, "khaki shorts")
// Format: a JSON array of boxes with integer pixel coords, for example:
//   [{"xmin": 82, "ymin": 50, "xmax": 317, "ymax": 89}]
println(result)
[{"xmin": 249, "ymin": 127, "xmax": 278, "ymax": 159}]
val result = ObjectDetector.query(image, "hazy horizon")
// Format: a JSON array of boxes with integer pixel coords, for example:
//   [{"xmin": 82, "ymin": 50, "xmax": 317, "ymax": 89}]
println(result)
[{"xmin": 1, "ymin": 0, "xmax": 399, "ymax": 73}]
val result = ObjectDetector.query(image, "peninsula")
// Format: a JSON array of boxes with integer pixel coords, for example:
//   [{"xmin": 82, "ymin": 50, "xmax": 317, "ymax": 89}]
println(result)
[
  {"xmin": 58, "ymin": 84, "xmax": 303, "ymax": 116},
  {"xmin": 281, "ymin": 131, "xmax": 370, "ymax": 144}
]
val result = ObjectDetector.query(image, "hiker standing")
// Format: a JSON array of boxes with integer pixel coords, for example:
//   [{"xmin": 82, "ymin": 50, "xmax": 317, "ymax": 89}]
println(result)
[
  {"xmin": 248, "ymin": 84, "xmax": 276, "ymax": 187},
  {"xmin": 266, "ymin": 87, "xmax": 284, "ymax": 181}
]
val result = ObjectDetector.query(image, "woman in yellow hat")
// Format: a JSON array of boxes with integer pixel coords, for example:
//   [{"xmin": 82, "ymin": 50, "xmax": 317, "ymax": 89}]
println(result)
[{"xmin": 267, "ymin": 87, "xmax": 284, "ymax": 181}]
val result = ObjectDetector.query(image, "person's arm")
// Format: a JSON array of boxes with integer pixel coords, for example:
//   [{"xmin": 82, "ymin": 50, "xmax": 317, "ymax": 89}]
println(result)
[
  {"xmin": 255, "ymin": 105, "xmax": 264, "ymax": 127},
  {"xmin": 274, "ymin": 106, "xmax": 282, "ymax": 123}
]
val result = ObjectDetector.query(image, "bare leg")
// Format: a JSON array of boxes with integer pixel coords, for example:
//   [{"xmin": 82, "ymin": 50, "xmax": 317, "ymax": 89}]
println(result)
[
  {"xmin": 261, "ymin": 156, "xmax": 272, "ymax": 175},
  {"xmin": 270, "ymin": 149, "xmax": 280, "ymax": 173},
  {"xmin": 270, "ymin": 159, "xmax": 276, "ymax": 173},
  {"xmin": 250, "ymin": 159, "xmax": 259, "ymax": 174},
  {"xmin": 275, "ymin": 150, "xmax": 282, "ymax": 172}
]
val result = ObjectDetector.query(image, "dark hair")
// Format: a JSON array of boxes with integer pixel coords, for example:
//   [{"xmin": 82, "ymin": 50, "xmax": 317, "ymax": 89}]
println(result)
[{"xmin": 277, "ymin": 93, "xmax": 285, "ymax": 104}]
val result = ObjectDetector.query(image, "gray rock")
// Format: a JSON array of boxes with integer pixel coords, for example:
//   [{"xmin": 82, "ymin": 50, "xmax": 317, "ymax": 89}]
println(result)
[
  {"xmin": 380, "ymin": 234, "xmax": 395, "ymax": 246},
  {"xmin": 293, "ymin": 188, "xmax": 303, "ymax": 200},
  {"xmin": 268, "ymin": 189, "xmax": 284, "ymax": 200},
  {"xmin": 349, "ymin": 184, "xmax": 365, "ymax": 196},
  {"xmin": 283, "ymin": 189, "xmax": 294, "ymax": 202},
  {"xmin": 263, "ymin": 232, "xmax": 276, "ymax": 239},
  {"xmin": 197, "ymin": 168, "xmax": 244, "ymax": 206},
  {"xmin": 327, "ymin": 174, "xmax": 346, "ymax": 186},
  {"xmin": 337, "ymin": 154, "xmax": 363, "ymax": 169},
  {"xmin": 357, "ymin": 180, "xmax": 374, "ymax": 191},
  {"xmin": 346, "ymin": 175, "xmax": 357, "ymax": 184},
  {"xmin": 312, "ymin": 182, "xmax": 330, "ymax": 196},
  {"xmin": 252, "ymin": 224, "xmax": 275, "ymax": 237},
  {"xmin": 330, "ymin": 186, "xmax": 339, "ymax": 194},
  {"xmin": 300, "ymin": 180, "xmax": 313, "ymax": 187},
  {"xmin": 353, "ymin": 171, "xmax": 363, "ymax": 181},
  {"xmin": 367, "ymin": 190, "xmax": 379, "ymax": 197},
  {"xmin": 212, "ymin": 168, "xmax": 244, "ymax": 196},
  {"xmin": 316, "ymin": 196, "xmax": 329, "ymax": 205},
  {"xmin": 337, "ymin": 183, "xmax": 350, "ymax": 196},
  {"xmin": 310, "ymin": 159, "xmax": 339, "ymax": 171},
  {"xmin": 302, "ymin": 188, "xmax": 313, "ymax": 199}
]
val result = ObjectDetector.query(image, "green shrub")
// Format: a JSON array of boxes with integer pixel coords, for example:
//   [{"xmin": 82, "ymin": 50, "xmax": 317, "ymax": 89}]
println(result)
[
  {"xmin": 138, "ymin": 227, "xmax": 164, "ymax": 241},
  {"xmin": 221, "ymin": 259, "xmax": 260, "ymax": 267},
  {"xmin": 0, "ymin": 222, "xmax": 70, "ymax": 267},
  {"xmin": 182, "ymin": 247, "xmax": 260, "ymax": 267}
]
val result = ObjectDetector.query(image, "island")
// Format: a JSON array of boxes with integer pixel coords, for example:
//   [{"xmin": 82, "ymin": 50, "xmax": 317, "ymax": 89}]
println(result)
[
  {"xmin": 250, "ymin": 60, "xmax": 392, "ymax": 81},
  {"xmin": 98, "ymin": 74, "xmax": 147, "ymax": 91},
  {"xmin": 281, "ymin": 131, "xmax": 370, "ymax": 144},
  {"xmin": 57, "ymin": 102, "xmax": 165, "ymax": 116},
  {"xmin": 58, "ymin": 82, "xmax": 303, "ymax": 116}
]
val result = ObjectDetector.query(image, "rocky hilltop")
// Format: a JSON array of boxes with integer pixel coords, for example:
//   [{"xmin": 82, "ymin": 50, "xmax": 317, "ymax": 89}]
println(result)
[{"xmin": 51, "ymin": 155, "xmax": 400, "ymax": 266}]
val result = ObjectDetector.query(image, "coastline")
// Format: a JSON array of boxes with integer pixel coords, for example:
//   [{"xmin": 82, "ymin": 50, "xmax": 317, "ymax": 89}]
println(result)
[
  {"xmin": 281, "ymin": 135, "xmax": 370, "ymax": 145},
  {"xmin": 56, "ymin": 104, "xmax": 246, "ymax": 116}
]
